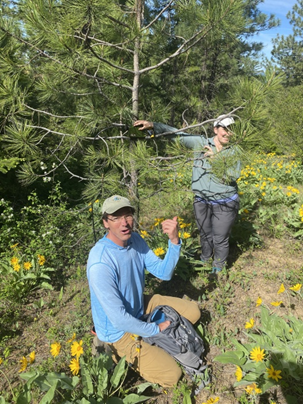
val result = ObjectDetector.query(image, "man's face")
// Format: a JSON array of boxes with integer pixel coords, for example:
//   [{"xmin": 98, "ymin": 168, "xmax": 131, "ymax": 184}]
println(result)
[
  {"xmin": 214, "ymin": 125, "xmax": 233, "ymax": 146},
  {"xmin": 103, "ymin": 207, "xmax": 134, "ymax": 247}
]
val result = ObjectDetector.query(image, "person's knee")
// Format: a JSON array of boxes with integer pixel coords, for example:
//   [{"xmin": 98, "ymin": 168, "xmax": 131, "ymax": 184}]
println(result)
[
  {"xmin": 189, "ymin": 301, "xmax": 201, "ymax": 324},
  {"xmin": 160, "ymin": 364, "xmax": 182, "ymax": 387},
  {"xmin": 149, "ymin": 294, "xmax": 162, "ymax": 307}
]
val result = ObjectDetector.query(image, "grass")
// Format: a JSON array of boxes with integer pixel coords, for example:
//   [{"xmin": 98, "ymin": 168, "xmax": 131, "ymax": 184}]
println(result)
[{"xmin": 0, "ymin": 231, "xmax": 302, "ymax": 404}]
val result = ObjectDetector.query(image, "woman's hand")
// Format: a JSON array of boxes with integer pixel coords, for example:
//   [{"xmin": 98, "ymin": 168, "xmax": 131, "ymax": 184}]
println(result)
[{"xmin": 203, "ymin": 145, "xmax": 215, "ymax": 158}]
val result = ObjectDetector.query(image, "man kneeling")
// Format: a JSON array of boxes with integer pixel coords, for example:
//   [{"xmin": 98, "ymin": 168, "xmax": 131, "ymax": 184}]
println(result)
[{"xmin": 87, "ymin": 195, "xmax": 201, "ymax": 387}]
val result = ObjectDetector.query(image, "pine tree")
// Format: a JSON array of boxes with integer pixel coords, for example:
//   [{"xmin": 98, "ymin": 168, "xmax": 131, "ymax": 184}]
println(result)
[
  {"xmin": 0, "ymin": 0, "xmax": 280, "ymax": 208},
  {"xmin": 272, "ymin": 0, "xmax": 303, "ymax": 86}
]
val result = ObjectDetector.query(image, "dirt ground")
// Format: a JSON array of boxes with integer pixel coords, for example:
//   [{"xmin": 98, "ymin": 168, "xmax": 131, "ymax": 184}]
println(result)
[{"xmin": 0, "ymin": 235, "xmax": 302, "ymax": 403}]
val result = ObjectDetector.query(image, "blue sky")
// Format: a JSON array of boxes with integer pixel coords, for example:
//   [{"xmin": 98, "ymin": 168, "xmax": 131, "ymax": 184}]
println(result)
[{"xmin": 255, "ymin": 0, "xmax": 298, "ymax": 59}]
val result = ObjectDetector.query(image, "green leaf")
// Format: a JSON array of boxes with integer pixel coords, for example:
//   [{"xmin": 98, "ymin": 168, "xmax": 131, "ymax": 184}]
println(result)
[
  {"xmin": 231, "ymin": 338, "xmax": 250, "ymax": 355},
  {"xmin": 242, "ymin": 361, "xmax": 266, "ymax": 373},
  {"xmin": 40, "ymin": 282, "xmax": 54, "ymax": 290},
  {"xmin": 242, "ymin": 372, "xmax": 260, "ymax": 381},
  {"xmin": 181, "ymin": 392, "xmax": 192, "ymax": 404},
  {"xmin": 214, "ymin": 350, "xmax": 246, "ymax": 366},
  {"xmin": 284, "ymin": 395, "xmax": 298, "ymax": 404},
  {"xmin": 80, "ymin": 358, "xmax": 94, "ymax": 396},
  {"xmin": 19, "ymin": 273, "xmax": 36, "ymax": 280},
  {"xmin": 16, "ymin": 387, "xmax": 32, "ymax": 404},
  {"xmin": 107, "ymin": 398, "xmax": 124, "ymax": 404},
  {"xmin": 38, "ymin": 274, "xmax": 52, "ymax": 280},
  {"xmin": 39, "ymin": 379, "xmax": 58, "ymax": 404},
  {"xmin": 97, "ymin": 368, "xmax": 108, "ymax": 397},
  {"xmin": 135, "ymin": 382, "xmax": 154, "ymax": 394},
  {"xmin": 261, "ymin": 379, "xmax": 277, "ymax": 392},
  {"xmin": 110, "ymin": 356, "xmax": 127, "ymax": 388},
  {"xmin": 122, "ymin": 394, "xmax": 150, "ymax": 404},
  {"xmin": 72, "ymin": 376, "xmax": 80, "ymax": 388}
]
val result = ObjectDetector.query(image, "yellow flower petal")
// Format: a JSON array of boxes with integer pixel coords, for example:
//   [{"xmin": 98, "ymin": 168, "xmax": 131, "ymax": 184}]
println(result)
[
  {"xmin": 19, "ymin": 356, "xmax": 28, "ymax": 373},
  {"xmin": 270, "ymin": 301, "xmax": 282, "ymax": 307},
  {"xmin": 69, "ymin": 358, "xmax": 80, "ymax": 375},
  {"xmin": 50, "ymin": 342, "xmax": 61, "ymax": 357},
  {"xmin": 29, "ymin": 351, "xmax": 35, "ymax": 364},
  {"xmin": 266, "ymin": 364, "xmax": 282, "ymax": 382},
  {"xmin": 289, "ymin": 284, "xmax": 302, "ymax": 292},
  {"xmin": 256, "ymin": 297, "xmax": 262, "ymax": 307},
  {"xmin": 235, "ymin": 366, "xmax": 242, "ymax": 381},
  {"xmin": 245, "ymin": 318, "xmax": 254, "ymax": 329},
  {"xmin": 277, "ymin": 283, "xmax": 285, "ymax": 294},
  {"xmin": 71, "ymin": 340, "xmax": 84, "ymax": 359},
  {"xmin": 250, "ymin": 347, "xmax": 265, "ymax": 362}
]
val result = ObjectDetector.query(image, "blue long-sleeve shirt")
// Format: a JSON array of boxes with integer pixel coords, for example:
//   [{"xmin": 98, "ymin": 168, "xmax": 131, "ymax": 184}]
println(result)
[{"xmin": 87, "ymin": 232, "xmax": 181, "ymax": 343}]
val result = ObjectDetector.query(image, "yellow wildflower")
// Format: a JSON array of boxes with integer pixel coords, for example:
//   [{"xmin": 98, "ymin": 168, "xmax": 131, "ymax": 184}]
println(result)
[
  {"xmin": 10, "ymin": 243, "xmax": 19, "ymax": 249},
  {"xmin": 202, "ymin": 398, "xmax": 219, "ymax": 404},
  {"xmin": 270, "ymin": 301, "xmax": 282, "ymax": 307},
  {"xmin": 38, "ymin": 254, "xmax": 46, "ymax": 266},
  {"xmin": 256, "ymin": 297, "xmax": 262, "ymax": 307},
  {"xmin": 19, "ymin": 356, "xmax": 28, "ymax": 373},
  {"xmin": 29, "ymin": 351, "xmax": 35, "ymax": 364},
  {"xmin": 290, "ymin": 284, "xmax": 302, "ymax": 292},
  {"xmin": 67, "ymin": 333, "xmax": 76, "ymax": 343},
  {"xmin": 267, "ymin": 364, "xmax": 282, "ymax": 382},
  {"xmin": 250, "ymin": 347, "xmax": 265, "ymax": 362},
  {"xmin": 11, "ymin": 257, "xmax": 19, "ymax": 266},
  {"xmin": 277, "ymin": 283, "xmax": 285, "ymax": 294},
  {"xmin": 13, "ymin": 264, "xmax": 21, "ymax": 272},
  {"xmin": 154, "ymin": 218, "xmax": 164, "ymax": 226},
  {"xmin": 245, "ymin": 383, "xmax": 261, "ymax": 395},
  {"xmin": 153, "ymin": 247, "xmax": 165, "ymax": 256},
  {"xmin": 50, "ymin": 342, "xmax": 61, "ymax": 357},
  {"xmin": 245, "ymin": 318, "xmax": 254, "ymax": 329},
  {"xmin": 182, "ymin": 232, "xmax": 191, "ymax": 239},
  {"xmin": 235, "ymin": 366, "xmax": 242, "ymax": 381},
  {"xmin": 140, "ymin": 230, "xmax": 149, "ymax": 239},
  {"xmin": 71, "ymin": 340, "xmax": 84, "ymax": 359},
  {"xmin": 0, "ymin": 358, "xmax": 3, "ymax": 365},
  {"xmin": 69, "ymin": 358, "xmax": 80, "ymax": 376},
  {"xmin": 24, "ymin": 262, "xmax": 32, "ymax": 271}
]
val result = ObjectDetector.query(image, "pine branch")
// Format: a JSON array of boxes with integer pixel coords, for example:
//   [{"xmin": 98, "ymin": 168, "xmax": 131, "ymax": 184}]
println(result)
[
  {"xmin": 24, "ymin": 104, "xmax": 85, "ymax": 119},
  {"xmin": 0, "ymin": 26, "xmax": 133, "ymax": 91},
  {"xmin": 139, "ymin": 1, "xmax": 236, "ymax": 74}
]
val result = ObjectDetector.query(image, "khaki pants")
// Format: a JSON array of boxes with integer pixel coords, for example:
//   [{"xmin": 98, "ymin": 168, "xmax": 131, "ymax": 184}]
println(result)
[{"xmin": 100, "ymin": 294, "xmax": 201, "ymax": 387}]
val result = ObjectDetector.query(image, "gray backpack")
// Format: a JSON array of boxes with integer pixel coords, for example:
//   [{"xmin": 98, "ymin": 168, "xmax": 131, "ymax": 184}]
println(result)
[{"xmin": 142, "ymin": 305, "xmax": 207, "ymax": 386}]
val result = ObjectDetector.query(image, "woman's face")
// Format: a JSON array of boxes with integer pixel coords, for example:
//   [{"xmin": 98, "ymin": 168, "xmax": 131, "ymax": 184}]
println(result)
[{"xmin": 214, "ymin": 125, "xmax": 233, "ymax": 146}]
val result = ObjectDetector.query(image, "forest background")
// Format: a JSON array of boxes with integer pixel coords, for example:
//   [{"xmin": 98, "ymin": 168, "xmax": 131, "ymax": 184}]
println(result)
[{"xmin": 0, "ymin": 0, "xmax": 303, "ymax": 403}]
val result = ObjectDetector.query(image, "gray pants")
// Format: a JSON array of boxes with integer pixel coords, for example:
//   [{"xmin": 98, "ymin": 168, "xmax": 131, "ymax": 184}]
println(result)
[{"xmin": 193, "ymin": 197, "xmax": 239, "ymax": 269}]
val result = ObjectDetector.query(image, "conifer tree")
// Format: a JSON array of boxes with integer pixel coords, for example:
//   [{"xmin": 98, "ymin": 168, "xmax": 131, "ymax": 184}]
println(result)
[
  {"xmin": 0, "ymin": 0, "xmax": 280, "ymax": 206},
  {"xmin": 272, "ymin": 0, "xmax": 303, "ymax": 86}
]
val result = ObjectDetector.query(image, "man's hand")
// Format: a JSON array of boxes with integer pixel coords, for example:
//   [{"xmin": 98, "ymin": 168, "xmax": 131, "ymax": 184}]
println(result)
[
  {"xmin": 134, "ymin": 120, "xmax": 154, "ymax": 130},
  {"xmin": 158, "ymin": 320, "xmax": 171, "ymax": 331},
  {"xmin": 161, "ymin": 216, "xmax": 179, "ymax": 245}
]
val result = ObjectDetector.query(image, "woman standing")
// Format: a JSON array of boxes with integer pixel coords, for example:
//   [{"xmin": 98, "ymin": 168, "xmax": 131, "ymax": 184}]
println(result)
[{"xmin": 134, "ymin": 115, "xmax": 241, "ymax": 274}]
